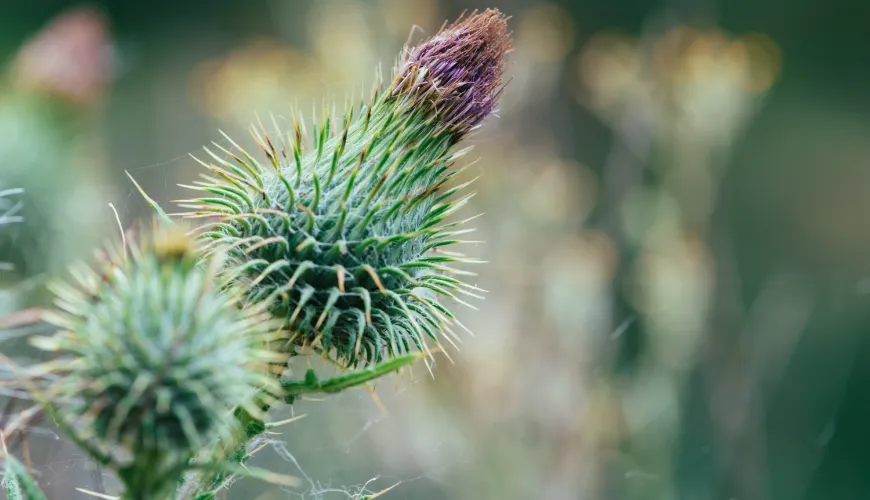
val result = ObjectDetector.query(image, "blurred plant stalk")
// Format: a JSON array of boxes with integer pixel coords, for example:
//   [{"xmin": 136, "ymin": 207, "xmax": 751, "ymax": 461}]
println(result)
[
  {"xmin": 576, "ymin": 21, "xmax": 780, "ymax": 499},
  {"xmin": 0, "ymin": 5, "xmax": 115, "ymax": 309}
]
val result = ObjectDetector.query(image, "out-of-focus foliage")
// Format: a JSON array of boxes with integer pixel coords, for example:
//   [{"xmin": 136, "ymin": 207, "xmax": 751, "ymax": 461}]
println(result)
[
  {"xmin": 2, "ymin": 0, "xmax": 870, "ymax": 499},
  {"xmin": 0, "ymin": 6, "xmax": 113, "ymax": 309}
]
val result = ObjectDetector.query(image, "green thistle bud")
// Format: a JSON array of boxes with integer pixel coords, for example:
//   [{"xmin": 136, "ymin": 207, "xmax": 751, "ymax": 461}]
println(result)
[
  {"xmin": 32, "ymin": 226, "xmax": 283, "ymax": 470},
  {"xmin": 179, "ymin": 10, "xmax": 511, "ymax": 367}
]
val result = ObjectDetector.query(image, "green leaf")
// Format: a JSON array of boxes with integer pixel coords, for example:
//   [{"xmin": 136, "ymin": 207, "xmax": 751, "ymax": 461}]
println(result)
[
  {"xmin": 180, "ymin": 461, "xmax": 300, "ymax": 488},
  {"xmin": 281, "ymin": 352, "xmax": 422, "ymax": 397}
]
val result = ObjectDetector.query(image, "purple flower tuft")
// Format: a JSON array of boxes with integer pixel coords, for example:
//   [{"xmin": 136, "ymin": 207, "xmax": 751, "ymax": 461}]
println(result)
[{"xmin": 392, "ymin": 9, "xmax": 511, "ymax": 136}]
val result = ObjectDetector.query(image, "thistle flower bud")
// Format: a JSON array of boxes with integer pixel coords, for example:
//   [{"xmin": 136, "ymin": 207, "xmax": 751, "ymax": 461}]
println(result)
[
  {"xmin": 392, "ymin": 9, "xmax": 511, "ymax": 135},
  {"xmin": 32, "ymin": 226, "xmax": 283, "ymax": 466},
  {"xmin": 180, "ymin": 10, "xmax": 511, "ymax": 367}
]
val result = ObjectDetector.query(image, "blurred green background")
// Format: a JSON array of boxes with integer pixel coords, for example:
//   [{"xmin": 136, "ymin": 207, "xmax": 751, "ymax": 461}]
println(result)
[{"xmin": 2, "ymin": 0, "xmax": 870, "ymax": 498}]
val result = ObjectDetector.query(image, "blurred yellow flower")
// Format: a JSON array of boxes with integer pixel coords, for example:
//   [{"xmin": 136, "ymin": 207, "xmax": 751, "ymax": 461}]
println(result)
[
  {"xmin": 517, "ymin": 3, "xmax": 575, "ymax": 63},
  {"xmin": 189, "ymin": 38, "xmax": 318, "ymax": 121}
]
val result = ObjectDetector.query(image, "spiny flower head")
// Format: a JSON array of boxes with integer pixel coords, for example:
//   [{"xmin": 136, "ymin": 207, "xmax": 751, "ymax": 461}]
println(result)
[
  {"xmin": 180, "ymin": 10, "xmax": 510, "ymax": 368},
  {"xmin": 32, "ymin": 225, "xmax": 284, "ymax": 463},
  {"xmin": 392, "ymin": 9, "xmax": 511, "ymax": 135}
]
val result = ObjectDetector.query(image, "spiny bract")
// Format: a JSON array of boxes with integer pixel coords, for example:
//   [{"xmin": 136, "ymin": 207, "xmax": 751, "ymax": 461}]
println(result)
[
  {"xmin": 0, "ymin": 187, "xmax": 23, "ymax": 269},
  {"xmin": 180, "ymin": 10, "xmax": 511, "ymax": 367},
  {"xmin": 32, "ymin": 226, "xmax": 284, "ymax": 460}
]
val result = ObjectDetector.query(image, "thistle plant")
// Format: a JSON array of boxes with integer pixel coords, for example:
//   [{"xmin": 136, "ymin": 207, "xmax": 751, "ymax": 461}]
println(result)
[
  {"xmin": 25, "ymin": 226, "xmax": 288, "ymax": 498},
  {"xmin": 3, "ymin": 8, "xmax": 511, "ymax": 499},
  {"xmin": 178, "ymin": 9, "xmax": 510, "ymax": 368}
]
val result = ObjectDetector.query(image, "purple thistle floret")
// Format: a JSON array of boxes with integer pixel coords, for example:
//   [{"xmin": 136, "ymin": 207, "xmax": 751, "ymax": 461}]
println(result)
[{"xmin": 392, "ymin": 9, "xmax": 511, "ymax": 136}]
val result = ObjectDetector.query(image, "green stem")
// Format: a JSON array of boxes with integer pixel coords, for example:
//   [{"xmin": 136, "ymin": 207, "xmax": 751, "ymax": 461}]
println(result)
[{"xmin": 118, "ymin": 450, "xmax": 181, "ymax": 500}]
